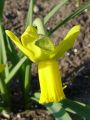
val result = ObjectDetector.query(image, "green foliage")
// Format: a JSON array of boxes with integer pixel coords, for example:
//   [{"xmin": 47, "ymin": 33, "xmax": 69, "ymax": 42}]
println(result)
[
  {"xmin": 44, "ymin": 0, "xmax": 68, "ymax": 24},
  {"xmin": 61, "ymin": 99, "xmax": 90, "ymax": 120},
  {"xmin": 0, "ymin": 0, "xmax": 5, "ymax": 21},
  {"xmin": 49, "ymin": 1, "xmax": 90, "ymax": 35},
  {"xmin": 0, "ymin": 26, "xmax": 9, "ymax": 78},
  {"xmin": 5, "ymin": 56, "xmax": 27, "ymax": 84},
  {"xmin": 25, "ymin": 0, "xmax": 36, "ymax": 28},
  {"xmin": 45, "ymin": 102, "xmax": 72, "ymax": 120},
  {"xmin": 32, "ymin": 92, "xmax": 90, "ymax": 120}
]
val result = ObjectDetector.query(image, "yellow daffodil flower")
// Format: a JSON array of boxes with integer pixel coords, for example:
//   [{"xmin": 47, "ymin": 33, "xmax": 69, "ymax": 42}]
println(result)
[{"xmin": 5, "ymin": 25, "xmax": 80, "ymax": 104}]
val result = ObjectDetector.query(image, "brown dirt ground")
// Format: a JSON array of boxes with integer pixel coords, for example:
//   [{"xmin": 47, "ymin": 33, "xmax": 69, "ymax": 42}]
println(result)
[{"xmin": 1, "ymin": 0, "xmax": 90, "ymax": 119}]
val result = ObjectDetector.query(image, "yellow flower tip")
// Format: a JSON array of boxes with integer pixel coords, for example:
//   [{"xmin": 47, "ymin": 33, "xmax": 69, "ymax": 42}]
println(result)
[
  {"xmin": 38, "ymin": 60, "xmax": 66, "ymax": 104},
  {"xmin": 26, "ymin": 26, "xmax": 37, "ymax": 34},
  {"xmin": 5, "ymin": 30, "xmax": 13, "ymax": 37},
  {"xmin": 73, "ymin": 25, "xmax": 80, "ymax": 32},
  {"xmin": 5, "ymin": 30, "xmax": 9, "ymax": 34},
  {"xmin": 67, "ymin": 25, "xmax": 81, "ymax": 37},
  {"xmin": 21, "ymin": 25, "xmax": 38, "ymax": 44},
  {"xmin": 5, "ymin": 30, "xmax": 12, "ymax": 38},
  {"xmin": 0, "ymin": 64, "xmax": 5, "ymax": 73},
  {"xmin": 5, "ymin": 30, "xmax": 20, "ymax": 43}
]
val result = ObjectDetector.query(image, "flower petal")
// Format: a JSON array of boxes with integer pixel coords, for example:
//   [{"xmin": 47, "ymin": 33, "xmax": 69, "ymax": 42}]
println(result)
[
  {"xmin": 21, "ymin": 27, "xmax": 52, "ymax": 61},
  {"xmin": 21, "ymin": 26, "xmax": 38, "ymax": 48},
  {"xmin": 51, "ymin": 25, "xmax": 80, "ymax": 59},
  {"xmin": 5, "ymin": 30, "xmax": 35, "ymax": 62}
]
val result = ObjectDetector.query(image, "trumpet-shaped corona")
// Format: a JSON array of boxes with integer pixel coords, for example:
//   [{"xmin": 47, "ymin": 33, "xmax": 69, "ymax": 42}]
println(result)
[
  {"xmin": 5, "ymin": 25, "xmax": 80, "ymax": 104},
  {"xmin": 38, "ymin": 60, "xmax": 65, "ymax": 104}
]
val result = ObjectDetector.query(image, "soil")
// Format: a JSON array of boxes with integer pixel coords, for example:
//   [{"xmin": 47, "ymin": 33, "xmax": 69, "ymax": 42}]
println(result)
[
  {"xmin": 1, "ymin": 0, "xmax": 90, "ymax": 119},
  {"xmin": 0, "ymin": 110, "xmax": 53, "ymax": 120}
]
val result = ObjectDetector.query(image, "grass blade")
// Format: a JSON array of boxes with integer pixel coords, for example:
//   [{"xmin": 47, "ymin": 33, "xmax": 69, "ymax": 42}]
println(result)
[
  {"xmin": 49, "ymin": 1, "xmax": 90, "ymax": 35},
  {"xmin": 0, "ymin": 0, "xmax": 5, "ymax": 21},
  {"xmin": 0, "ymin": 65, "xmax": 10, "ymax": 107},
  {"xmin": 61, "ymin": 99, "xmax": 90, "ymax": 120},
  {"xmin": 0, "ymin": 77, "xmax": 10, "ymax": 107},
  {"xmin": 44, "ymin": 0, "xmax": 68, "ymax": 24},
  {"xmin": 5, "ymin": 35, "xmax": 23, "ymax": 66},
  {"xmin": 32, "ymin": 92, "xmax": 72, "ymax": 120},
  {"xmin": 0, "ymin": 25, "xmax": 9, "ymax": 77},
  {"xmin": 25, "ymin": 0, "xmax": 35, "ymax": 28},
  {"xmin": 24, "ymin": 60, "xmax": 31, "ymax": 108},
  {"xmin": 45, "ymin": 102, "xmax": 72, "ymax": 120},
  {"xmin": 5, "ymin": 56, "xmax": 27, "ymax": 84}
]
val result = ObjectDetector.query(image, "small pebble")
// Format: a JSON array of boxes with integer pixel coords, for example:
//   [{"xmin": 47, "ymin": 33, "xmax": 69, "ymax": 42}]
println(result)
[
  {"xmin": 34, "ymin": 5, "xmax": 39, "ymax": 13},
  {"xmin": 88, "ymin": 44, "xmax": 90, "ymax": 47},
  {"xmin": 67, "ymin": 52, "xmax": 70, "ymax": 56},
  {"xmin": 17, "ymin": 114, "xmax": 21, "ymax": 118},
  {"xmin": 84, "ymin": 9, "xmax": 88, "ymax": 12},
  {"xmin": 74, "ymin": 48, "xmax": 78, "ymax": 53}
]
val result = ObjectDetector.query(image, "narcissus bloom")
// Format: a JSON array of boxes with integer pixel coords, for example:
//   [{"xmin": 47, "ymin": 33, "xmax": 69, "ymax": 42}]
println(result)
[{"xmin": 6, "ymin": 25, "xmax": 80, "ymax": 104}]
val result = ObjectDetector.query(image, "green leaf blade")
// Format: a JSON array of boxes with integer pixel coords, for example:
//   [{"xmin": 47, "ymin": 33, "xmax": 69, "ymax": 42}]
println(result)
[
  {"xmin": 5, "ymin": 56, "xmax": 27, "ymax": 84},
  {"xmin": 24, "ymin": 60, "xmax": 31, "ymax": 108},
  {"xmin": 44, "ymin": 0, "xmax": 68, "ymax": 24},
  {"xmin": 0, "ymin": 25, "xmax": 9, "ymax": 77},
  {"xmin": 25, "ymin": 0, "xmax": 36, "ymax": 28},
  {"xmin": 61, "ymin": 99, "xmax": 90, "ymax": 120},
  {"xmin": 0, "ymin": 0, "xmax": 5, "ymax": 21},
  {"xmin": 45, "ymin": 102, "xmax": 72, "ymax": 120},
  {"xmin": 49, "ymin": 1, "xmax": 90, "ymax": 35},
  {"xmin": 32, "ymin": 92, "xmax": 72, "ymax": 120}
]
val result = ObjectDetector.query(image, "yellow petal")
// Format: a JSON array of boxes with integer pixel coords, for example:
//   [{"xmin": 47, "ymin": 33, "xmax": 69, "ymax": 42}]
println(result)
[
  {"xmin": 0, "ymin": 64, "xmax": 5, "ymax": 73},
  {"xmin": 38, "ymin": 60, "xmax": 65, "ymax": 104},
  {"xmin": 25, "ymin": 26, "xmax": 37, "ymax": 35},
  {"xmin": 65, "ymin": 25, "xmax": 80, "ymax": 39},
  {"xmin": 21, "ymin": 26, "xmax": 38, "ymax": 47},
  {"xmin": 50, "ymin": 25, "xmax": 80, "ymax": 59},
  {"xmin": 5, "ymin": 30, "xmax": 35, "ymax": 62},
  {"xmin": 21, "ymin": 26, "xmax": 44, "ymax": 61},
  {"xmin": 21, "ymin": 27, "xmax": 51, "ymax": 62}
]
